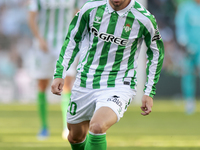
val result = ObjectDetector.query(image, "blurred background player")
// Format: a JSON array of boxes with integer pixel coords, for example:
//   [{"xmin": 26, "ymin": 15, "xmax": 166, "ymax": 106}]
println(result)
[
  {"xmin": 61, "ymin": 0, "xmax": 89, "ymax": 140},
  {"xmin": 175, "ymin": 0, "xmax": 200, "ymax": 114},
  {"xmin": 28, "ymin": 0, "xmax": 80, "ymax": 140}
]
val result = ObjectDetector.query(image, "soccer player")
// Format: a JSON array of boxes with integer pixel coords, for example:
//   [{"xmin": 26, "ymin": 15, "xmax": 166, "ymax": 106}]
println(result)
[
  {"xmin": 28, "ymin": 0, "xmax": 79, "ymax": 139},
  {"xmin": 175, "ymin": 0, "xmax": 200, "ymax": 114},
  {"xmin": 51, "ymin": 0, "xmax": 164, "ymax": 149}
]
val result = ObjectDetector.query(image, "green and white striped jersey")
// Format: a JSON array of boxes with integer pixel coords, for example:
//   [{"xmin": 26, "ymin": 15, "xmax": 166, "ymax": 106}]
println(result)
[
  {"xmin": 28, "ymin": 0, "xmax": 78, "ymax": 48},
  {"xmin": 54, "ymin": 0, "xmax": 164, "ymax": 98}
]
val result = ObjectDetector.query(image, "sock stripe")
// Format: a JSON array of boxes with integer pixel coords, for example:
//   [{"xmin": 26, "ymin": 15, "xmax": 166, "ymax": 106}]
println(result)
[{"xmin": 89, "ymin": 131, "xmax": 106, "ymax": 136}]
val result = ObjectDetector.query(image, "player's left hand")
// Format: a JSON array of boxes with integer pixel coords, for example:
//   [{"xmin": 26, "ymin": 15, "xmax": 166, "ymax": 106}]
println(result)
[
  {"xmin": 140, "ymin": 95, "xmax": 153, "ymax": 116},
  {"xmin": 51, "ymin": 78, "xmax": 64, "ymax": 96}
]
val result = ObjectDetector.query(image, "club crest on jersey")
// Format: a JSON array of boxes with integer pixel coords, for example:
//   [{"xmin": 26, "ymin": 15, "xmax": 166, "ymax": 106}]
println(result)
[
  {"xmin": 123, "ymin": 24, "xmax": 132, "ymax": 32},
  {"xmin": 91, "ymin": 27, "xmax": 128, "ymax": 46}
]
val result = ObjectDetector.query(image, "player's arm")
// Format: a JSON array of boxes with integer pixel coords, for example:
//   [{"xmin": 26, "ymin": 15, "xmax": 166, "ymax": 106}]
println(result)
[
  {"xmin": 28, "ymin": 1, "xmax": 48, "ymax": 52},
  {"xmin": 51, "ymin": 78, "xmax": 64, "ymax": 96},
  {"xmin": 141, "ymin": 95, "xmax": 153, "ymax": 116},
  {"xmin": 141, "ymin": 17, "xmax": 165, "ymax": 116},
  {"xmin": 52, "ymin": 7, "xmax": 88, "ymax": 95}
]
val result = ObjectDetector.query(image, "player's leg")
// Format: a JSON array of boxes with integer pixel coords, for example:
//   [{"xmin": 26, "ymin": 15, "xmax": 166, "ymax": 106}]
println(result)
[
  {"xmin": 85, "ymin": 87, "xmax": 134, "ymax": 150},
  {"xmin": 61, "ymin": 54, "xmax": 78, "ymax": 139},
  {"xmin": 68, "ymin": 121, "xmax": 90, "ymax": 150},
  {"xmin": 61, "ymin": 76, "xmax": 74, "ymax": 139},
  {"xmin": 181, "ymin": 55, "xmax": 196, "ymax": 114},
  {"xmin": 67, "ymin": 86, "xmax": 97, "ymax": 149},
  {"xmin": 85, "ymin": 107, "xmax": 118, "ymax": 150},
  {"xmin": 31, "ymin": 39, "xmax": 56, "ymax": 139},
  {"xmin": 37, "ymin": 79, "xmax": 49, "ymax": 138}
]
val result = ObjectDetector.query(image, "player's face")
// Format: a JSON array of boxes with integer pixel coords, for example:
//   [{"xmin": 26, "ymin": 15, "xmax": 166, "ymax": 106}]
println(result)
[{"xmin": 109, "ymin": 0, "xmax": 131, "ymax": 11}]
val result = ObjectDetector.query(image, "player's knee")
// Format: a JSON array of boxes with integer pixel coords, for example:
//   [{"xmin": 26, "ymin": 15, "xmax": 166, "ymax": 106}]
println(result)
[
  {"xmin": 38, "ymin": 84, "xmax": 47, "ymax": 92},
  {"xmin": 89, "ymin": 122, "xmax": 106, "ymax": 134},
  {"xmin": 68, "ymin": 131, "xmax": 86, "ymax": 144}
]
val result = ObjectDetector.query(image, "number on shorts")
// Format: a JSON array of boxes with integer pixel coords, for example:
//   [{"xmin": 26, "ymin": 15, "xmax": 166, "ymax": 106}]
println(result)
[{"xmin": 69, "ymin": 102, "xmax": 77, "ymax": 115}]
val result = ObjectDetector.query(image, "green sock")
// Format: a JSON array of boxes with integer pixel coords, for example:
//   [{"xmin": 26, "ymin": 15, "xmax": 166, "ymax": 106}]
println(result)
[
  {"xmin": 85, "ymin": 132, "xmax": 107, "ymax": 150},
  {"xmin": 37, "ymin": 91, "xmax": 48, "ymax": 129},
  {"xmin": 70, "ymin": 134, "xmax": 88, "ymax": 150},
  {"xmin": 61, "ymin": 92, "xmax": 71, "ymax": 129}
]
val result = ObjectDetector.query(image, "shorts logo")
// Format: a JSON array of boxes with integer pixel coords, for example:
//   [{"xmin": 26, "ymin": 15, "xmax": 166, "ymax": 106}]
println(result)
[
  {"xmin": 107, "ymin": 95, "xmax": 122, "ymax": 110},
  {"xmin": 117, "ymin": 108, "xmax": 122, "ymax": 114}
]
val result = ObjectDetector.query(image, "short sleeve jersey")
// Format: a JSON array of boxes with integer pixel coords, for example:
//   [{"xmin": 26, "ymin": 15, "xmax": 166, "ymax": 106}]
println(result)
[
  {"xmin": 54, "ymin": 0, "xmax": 165, "ymax": 98},
  {"xmin": 28, "ymin": 0, "xmax": 77, "ymax": 48}
]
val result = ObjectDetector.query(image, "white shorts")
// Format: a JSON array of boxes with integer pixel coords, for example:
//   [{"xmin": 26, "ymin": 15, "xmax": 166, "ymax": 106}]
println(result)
[
  {"xmin": 30, "ymin": 39, "xmax": 78, "ymax": 79},
  {"xmin": 67, "ymin": 85, "xmax": 136, "ymax": 124}
]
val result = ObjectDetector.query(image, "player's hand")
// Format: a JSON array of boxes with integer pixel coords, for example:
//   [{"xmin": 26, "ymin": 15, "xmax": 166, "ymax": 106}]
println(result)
[
  {"xmin": 38, "ymin": 37, "xmax": 48, "ymax": 53},
  {"xmin": 51, "ymin": 78, "xmax": 64, "ymax": 96},
  {"xmin": 140, "ymin": 95, "xmax": 153, "ymax": 116}
]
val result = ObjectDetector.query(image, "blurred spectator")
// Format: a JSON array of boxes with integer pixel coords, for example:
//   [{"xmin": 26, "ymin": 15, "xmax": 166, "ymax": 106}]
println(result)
[
  {"xmin": 0, "ymin": 0, "xmax": 32, "ymax": 102},
  {"xmin": 148, "ymin": 0, "xmax": 184, "ymax": 76},
  {"xmin": 175, "ymin": 0, "xmax": 200, "ymax": 114},
  {"xmin": 174, "ymin": 0, "xmax": 191, "ymax": 5},
  {"xmin": 148, "ymin": 0, "xmax": 176, "ymax": 28}
]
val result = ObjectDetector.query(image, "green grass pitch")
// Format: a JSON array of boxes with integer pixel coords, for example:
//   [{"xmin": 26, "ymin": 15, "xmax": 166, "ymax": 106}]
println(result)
[{"xmin": 0, "ymin": 100, "xmax": 200, "ymax": 150}]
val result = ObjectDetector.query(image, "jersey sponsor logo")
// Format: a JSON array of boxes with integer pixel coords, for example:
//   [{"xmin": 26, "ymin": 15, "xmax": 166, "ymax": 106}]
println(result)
[
  {"xmin": 152, "ymin": 28, "xmax": 161, "ymax": 42},
  {"xmin": 123, "ymin": 24, "xmax": 132, "ymax": 32},
  {"xmin": 107, "ymin": 95, "xmax": 123, "ymax": 109},
  {"xmin": 91, "ymin": 27, "xmax": 128, "ymax": 46}
]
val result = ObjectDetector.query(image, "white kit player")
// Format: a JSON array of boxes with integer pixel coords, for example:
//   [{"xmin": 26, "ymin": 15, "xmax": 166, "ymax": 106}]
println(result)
[{"xmin": 28, "ymin": 0, "xmax": 80, "ymax": 140}]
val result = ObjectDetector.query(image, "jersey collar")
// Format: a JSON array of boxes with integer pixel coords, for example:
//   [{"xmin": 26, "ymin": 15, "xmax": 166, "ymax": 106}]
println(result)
[{"xmin": 106, "ymin": 0, "xmax": 135, "ymax": 17}]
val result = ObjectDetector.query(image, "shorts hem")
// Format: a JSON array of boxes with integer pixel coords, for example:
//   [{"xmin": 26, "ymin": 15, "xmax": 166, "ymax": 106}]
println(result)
[{"xmin": 67, "ymin": 118, "xmax": 91, "ymax": 124}]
